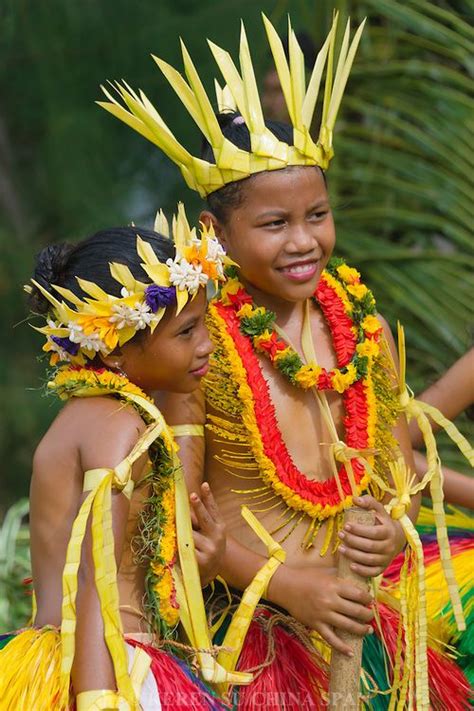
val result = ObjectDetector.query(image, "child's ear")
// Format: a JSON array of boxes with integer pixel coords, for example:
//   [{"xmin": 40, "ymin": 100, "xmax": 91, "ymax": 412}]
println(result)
[
  {"xmin": 99, "ymin": 349, "xmax": 125, "ymax": 372},
  {"xmin": 199, "ymin": 210, "xmax": 227, "ymax": 247}
]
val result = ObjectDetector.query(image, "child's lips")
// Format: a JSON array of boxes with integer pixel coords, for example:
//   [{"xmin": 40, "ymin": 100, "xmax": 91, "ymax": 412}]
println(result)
[
  {"xmin": 278, "ymin": 260, "xmax": 319, "ymax": 281},
  {"xmin": 190, "ymin": 361, "xmax": 209, "ymax": 377}
]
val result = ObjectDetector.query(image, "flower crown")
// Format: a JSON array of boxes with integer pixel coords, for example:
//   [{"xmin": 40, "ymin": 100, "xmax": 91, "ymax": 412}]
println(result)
[
  {"xmin": 98, "ymin": 13, "xmax": 365, "ymax": 197},
  {"xmin": 28, "ymin": 203, "xmax": 233, "ymax": 366}
]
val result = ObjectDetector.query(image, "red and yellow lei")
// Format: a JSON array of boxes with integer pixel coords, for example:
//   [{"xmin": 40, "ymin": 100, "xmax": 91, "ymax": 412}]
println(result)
[{"xmin": 206, "ymin": 259, "xmax": 393, "ymax": 525}]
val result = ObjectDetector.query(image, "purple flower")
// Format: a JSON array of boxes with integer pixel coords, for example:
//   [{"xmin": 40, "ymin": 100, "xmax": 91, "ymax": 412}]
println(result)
[
  {"xmin": 145, "ymin": 284, "xmax": 176, "ymax": 312},
  {"xmin": 51, "ymin": 335, "xmax": 80, "ymax": 355}
]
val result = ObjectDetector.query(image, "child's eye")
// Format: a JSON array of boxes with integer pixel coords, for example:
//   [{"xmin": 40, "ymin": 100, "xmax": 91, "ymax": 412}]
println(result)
[
  {"xmin": 263, "ymin": 218, "xmax": 285, "ymax": 228},
  {"xmin": 178, "ymin": 325, "xmax": 195, "ymax": 337},
  {"xmin": 310, "ymin": 210, "xmax": 328, "ymax": 220}
]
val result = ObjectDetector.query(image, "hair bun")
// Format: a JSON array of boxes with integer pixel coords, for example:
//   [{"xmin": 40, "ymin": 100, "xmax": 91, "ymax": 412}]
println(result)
[{"xmin": 29, "ymin": 243, "xmax": 74, "ymax": 314}]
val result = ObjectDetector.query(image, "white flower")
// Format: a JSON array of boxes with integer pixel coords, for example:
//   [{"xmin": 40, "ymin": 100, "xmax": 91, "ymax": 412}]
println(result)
[
  {"xmin": 66, "ymin": 322, "xmax": 107, "ymax": 353},
  {"xmin": 167, "ymin": 257, "xmax": 208, "ymax": 295},
  {"xmin": 205, "ymin": 237, "xmax": 227, "ymax": 278},
  {"xmin": 206, "ymin": 236, "xmax": 226, "ymax": 262},
  {"xmin": 67, "ymin": 321, "xmax": 85, "ymax": 343},
  {"xmin": 109, "ymin": 300, "xmax": 154, "ymax": 330},
  {"xmin": 47, "ymin": 318, "xmax": 62, "ymax": 329}
]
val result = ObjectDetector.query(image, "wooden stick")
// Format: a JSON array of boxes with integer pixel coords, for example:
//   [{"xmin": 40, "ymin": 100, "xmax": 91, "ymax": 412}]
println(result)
[{"xmin": 328, "ymin": 506, "xmax": 375, "ymax": 709}]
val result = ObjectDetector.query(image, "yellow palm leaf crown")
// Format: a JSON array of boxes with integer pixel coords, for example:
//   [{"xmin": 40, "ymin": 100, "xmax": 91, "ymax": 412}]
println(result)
[{"xmin": 98, "ymin": 13, "xmax": 365, "ymax": 197}]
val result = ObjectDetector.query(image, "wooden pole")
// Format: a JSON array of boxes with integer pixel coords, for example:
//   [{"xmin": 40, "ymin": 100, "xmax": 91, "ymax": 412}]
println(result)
[{"xmin": 328, "ymin": 506, "xmax": 375, "ymax": 710}]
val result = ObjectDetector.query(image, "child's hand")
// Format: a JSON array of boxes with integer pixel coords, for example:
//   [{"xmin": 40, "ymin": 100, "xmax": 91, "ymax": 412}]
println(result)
[
  {"xmin": 338, "ymin": 495, "xmax": 405, "ymax": 578},
  {"xmin": 190, "ymin": 482, "xmax": 227, "ymax": 587},
  {"xmin": 269, "ymin": 564, "xmax": 374, "ymax": 656}
]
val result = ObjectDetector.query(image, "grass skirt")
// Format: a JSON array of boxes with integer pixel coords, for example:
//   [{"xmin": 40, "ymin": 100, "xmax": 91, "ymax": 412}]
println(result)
[
  {"xmin": 0, "ymin": 628, "xmax": 226, "ymax": 711},
  {"xmin": 217, "ymin": 596, "xmax": 471, "ymax": 710},
  {"xmin": 211, "ymin": 506, "xmax": 473, "ymax": 710}
]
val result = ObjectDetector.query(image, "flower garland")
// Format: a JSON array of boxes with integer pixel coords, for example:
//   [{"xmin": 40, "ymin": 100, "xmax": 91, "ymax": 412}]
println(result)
[
  {"xmin": 48, "ymin": 365, "xmax": 180, "ymax": 634},
  {"xmin": 219, "ymin": 259, "xmax": 382, "ymax": 394},
  {"xmin": 32, "ymin": 203, "xmax": 234, "ymax": 368},
  {"xmin": 206, "ymin": 259, "xmax": 381, "ymax": 521}
]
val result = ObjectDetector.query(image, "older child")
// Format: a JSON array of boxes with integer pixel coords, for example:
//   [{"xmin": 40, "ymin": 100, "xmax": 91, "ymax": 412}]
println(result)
[
  {"xmin": 0, "ymin": 208, "xmax": 241, "ymax": 710},
  {"xmin": 100, "ymin": 14, "xmax": 473, "ymax": 708}
]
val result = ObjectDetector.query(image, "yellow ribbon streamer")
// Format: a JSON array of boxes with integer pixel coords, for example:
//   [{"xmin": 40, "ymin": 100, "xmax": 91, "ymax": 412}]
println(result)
[
  {"xmin": 172, "ymin": 453, "xmax": 253, "ymax": 686},
  {"xmin": 374, "ymin": 458, "xmax": 429, "ymax": 710},
  {"xmin": 396, "ymin": 323, "xmax": 468, "ymax": 632},
  {"xmin": 170, "ymin": 423, "xmax": 205, "ymax": 437},
  {"xmin": 59, "ymin": 469, "xmax": 138, "ymax": 710},
  {"xmin": 215, "ymin": 506, "xmax": 286, "ymax": 695},
  {"xmin": 75, "ymin": 689, "xmax": 125, "ymax": 710}
]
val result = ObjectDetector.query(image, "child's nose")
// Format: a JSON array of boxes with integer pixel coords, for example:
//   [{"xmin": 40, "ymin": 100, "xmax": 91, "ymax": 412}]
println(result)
[
  {"xmin": 197, "ymin": 329, "xmax": 214, "ymax": 358},
  {"xmin": 286, "ymin": 226, "xmax": 316, "ymax": 253}
]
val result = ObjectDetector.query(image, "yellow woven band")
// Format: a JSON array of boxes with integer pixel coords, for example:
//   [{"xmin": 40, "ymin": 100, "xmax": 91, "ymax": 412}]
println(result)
[
  {"xmin": 170, "ymin": 424, "xmax": 205, "ymax": 437},
  {"xmin": 75, "ymin": 689, "xmax": 126, "ymax": 710},
  {"xmin": 261, "ymin": 553, "xmax": 285, "ymax": 600}
]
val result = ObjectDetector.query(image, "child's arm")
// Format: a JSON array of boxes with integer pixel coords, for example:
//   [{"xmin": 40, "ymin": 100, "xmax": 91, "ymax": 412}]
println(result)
[
  {"xmin": 69, "ymin": 399, "xmax": 147, "ymax": 695},
  {"xmin": 337, "ymin": 316, "xmax": 420, "ymax": 577},
  {"xmin": 208, "ymin": 535, "xmax": 372, "ymax": 656},
  {"xmin": 158, "ymin": 391, "xmax": 373, "ymax": 656},
  {"xmin": 409, "ymin": 348, "xmax": 474, "ymax": 449}
]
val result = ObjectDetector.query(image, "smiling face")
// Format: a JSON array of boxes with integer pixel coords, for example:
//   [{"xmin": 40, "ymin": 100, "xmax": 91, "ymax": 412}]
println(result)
[
  {"xmin": 109, "ymin": 288, "xmax": 213, "ymax": 395},
  {"xmin": 202, "ymin": 167, "xmax": 335, "ymax": 310}
]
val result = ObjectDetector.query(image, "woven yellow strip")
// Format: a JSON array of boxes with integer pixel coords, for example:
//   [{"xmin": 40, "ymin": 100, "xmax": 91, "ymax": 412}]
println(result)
[
  {"xmin": 396, "ymin": 324, "xmax": 467, "ymax": 633},
  {"xmin": 173, "ymin": 452, "xmax": 252, "ymax": 685},
  {"xmin": 400, "ymin": 515, "xmax": 429, "ymax": 710},
  {"xmin": 60, "ymin": 487, "xmax": 97, "ymax": 707},
  {"xmin": 91, "ymin": 478, "xmax": 136, "ymax": 707},
  {"xmin": 216, "ymin": 506, "xmax": 286, "ymax": 693},
  {"xmin": 75, "ymin": 689, "xmax": 122, "ymax": 710},
  {"xmin": 415, "ymin": 401, "xmax": 474, "ymax": 465},
  {"xmin": 170, "ymin": 424, "xmax": 205, "ymax": 437},
  {"xmin": 129, "ymin": 647, "xmax": 152, "ymax": 703}
]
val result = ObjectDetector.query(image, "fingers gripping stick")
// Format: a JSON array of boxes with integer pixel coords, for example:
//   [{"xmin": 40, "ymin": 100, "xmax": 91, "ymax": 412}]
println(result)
[{"xmin": 328, "ymin": 506, "xmax": 375, "ymax": 710}]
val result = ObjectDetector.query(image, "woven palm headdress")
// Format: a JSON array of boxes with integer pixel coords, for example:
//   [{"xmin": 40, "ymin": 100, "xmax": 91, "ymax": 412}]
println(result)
[{"xmin": 98, "ymin": 13, "xmax": 365, "ymax": 197}]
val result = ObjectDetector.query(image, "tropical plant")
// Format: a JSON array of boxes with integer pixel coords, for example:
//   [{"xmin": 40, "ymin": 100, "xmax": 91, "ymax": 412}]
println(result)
[{"xmin": 0, "ymin": 499, "xmax": 31, "ymax": 630}]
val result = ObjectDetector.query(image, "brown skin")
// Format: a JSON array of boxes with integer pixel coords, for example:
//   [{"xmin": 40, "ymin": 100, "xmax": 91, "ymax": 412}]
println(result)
[
  {"xmin": 162, "ymin": 166, "xmax": 417, "ymax": 656},
  {"xmin": 409, "ymin": 347, "xmax": 474, "ymax": 509},
  {"xmin": 30, "ymin": 288, "xmax": 225, "ymax": 695}
]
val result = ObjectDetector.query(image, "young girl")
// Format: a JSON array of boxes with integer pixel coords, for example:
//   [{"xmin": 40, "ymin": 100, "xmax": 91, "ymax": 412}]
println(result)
[
  {"xmin": 0, "ymin": 207, "xmax": 241, "ymax": 710},
  {"xmin": 99, "ymin": 14, "xmax": 473, "ymax": 708}
]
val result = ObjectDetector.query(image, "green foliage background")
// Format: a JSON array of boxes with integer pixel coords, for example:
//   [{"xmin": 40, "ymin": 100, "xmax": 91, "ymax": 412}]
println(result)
[{"xmin": 0, "ymin": 0, "xmax": 472, "ymax": 628}]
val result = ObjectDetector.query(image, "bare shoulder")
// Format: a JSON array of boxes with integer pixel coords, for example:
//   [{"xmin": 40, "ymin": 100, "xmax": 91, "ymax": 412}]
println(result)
[{"xmin": 33, "ymin": 396, "xmax": 147, "ymax": 486}]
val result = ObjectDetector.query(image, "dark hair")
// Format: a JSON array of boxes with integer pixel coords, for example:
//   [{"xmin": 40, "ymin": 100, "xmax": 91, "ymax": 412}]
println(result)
[
  {"xmin": 29, "ymin": 226, "xmax": 175, "ymax": 315},
  {"xmin": 201, "ymin": 112, "xmax": 325, "ymax": 223}
]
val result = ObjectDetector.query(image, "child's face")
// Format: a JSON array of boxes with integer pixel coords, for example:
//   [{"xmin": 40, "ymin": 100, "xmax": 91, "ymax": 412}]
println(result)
[
  {"xmin": 209, "ymin": 166, "xmax": 335, "ymax": 305},
  {"xmin": 118, "ymin": 289, "xmax": 213, "ymax": 394}
]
